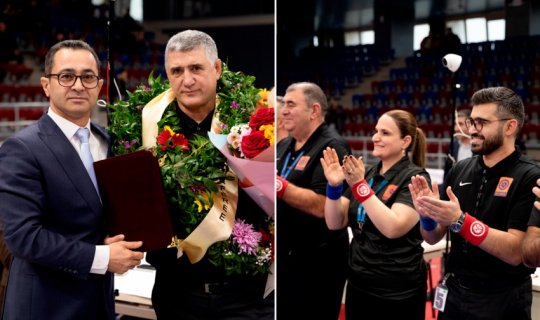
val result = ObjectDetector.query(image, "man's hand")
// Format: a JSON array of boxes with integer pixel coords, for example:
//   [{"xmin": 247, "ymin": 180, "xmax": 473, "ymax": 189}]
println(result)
[
  {"xmin": 105, "ymin": 234, "xmax": 144, "ymax": 274},
  {"xmin": 533, "ymin": 178, "xmax": 540, "ymax": 211},
  {"xmin": 415, "ymin": 186, "xmax": 462, "ymax": 226}
]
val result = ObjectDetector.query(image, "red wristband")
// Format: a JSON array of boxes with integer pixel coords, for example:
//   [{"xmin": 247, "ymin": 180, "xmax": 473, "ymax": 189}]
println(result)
[
  {"xmin": 459, "ymin": 213, "xmax": 489, "ymax": 246},
  {"xmin": 276, "ymin": 176, "xmax": 288, "ymax": 199},
  {"xmin": 351, "ymin": 179, "xmax": 375, "ymax": 204}
]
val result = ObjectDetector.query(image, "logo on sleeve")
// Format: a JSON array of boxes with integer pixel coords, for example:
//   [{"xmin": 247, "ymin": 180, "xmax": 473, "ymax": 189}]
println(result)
[
  {"xmin": 494, "ymin": 177, "xmax": 513, "ymax": 197},
  {"xmin": 382, "ymin": 184, "xmax": 398, "ymax": 201}
]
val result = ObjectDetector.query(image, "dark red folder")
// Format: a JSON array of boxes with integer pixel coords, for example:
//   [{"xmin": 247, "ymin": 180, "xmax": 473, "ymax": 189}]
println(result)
[{"xmin": 94, "ymin": 150, "xmax": 175, "ymax": 252}]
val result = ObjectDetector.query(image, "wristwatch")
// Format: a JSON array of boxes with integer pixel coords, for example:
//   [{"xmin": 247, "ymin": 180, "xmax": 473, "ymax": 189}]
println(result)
[{"xmin": 449, "ymin": 211, "xmax": 465, "ymax": 233}]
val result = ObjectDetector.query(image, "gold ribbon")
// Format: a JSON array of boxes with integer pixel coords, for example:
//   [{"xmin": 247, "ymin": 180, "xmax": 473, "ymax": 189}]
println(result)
[
  {"xmin": 170, "ymin": 177, "xmax": 238, "ymax": 263},
  {"xmin": 142, "ymin": 88, "xmax": 238, "ymax": 263},
  {"xmin": 142, "ymin": 88, "xmax": 177, "ymax": 148}
]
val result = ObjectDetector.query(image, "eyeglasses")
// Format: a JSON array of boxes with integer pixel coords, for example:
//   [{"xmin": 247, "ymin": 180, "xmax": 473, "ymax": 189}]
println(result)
[
  {"xmin": 47, "ymin": 73, "xmax": 101, "ymax": 89},
  {"xmin": 464, "ymin": 117, "xmax": 512, "ymax": 132}
]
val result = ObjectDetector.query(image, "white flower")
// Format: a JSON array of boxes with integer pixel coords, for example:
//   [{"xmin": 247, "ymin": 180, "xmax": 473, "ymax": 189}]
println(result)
[{"xmin": 227, "ymin": 132, "xmax": 242, "ymax": 149}]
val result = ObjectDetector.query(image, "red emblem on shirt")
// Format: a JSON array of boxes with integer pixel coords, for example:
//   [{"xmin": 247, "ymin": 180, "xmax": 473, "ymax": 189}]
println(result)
[
  {"xmin": 382, "ymin": 184, "xmax": 398, "ymax": 201},
  {"xmin": 295, "ymin": 156, "xmax": 310, "ymax": 171},
  {"xmin": 494, "ymin": 177, "xmax": 513, "ymax": 197}
]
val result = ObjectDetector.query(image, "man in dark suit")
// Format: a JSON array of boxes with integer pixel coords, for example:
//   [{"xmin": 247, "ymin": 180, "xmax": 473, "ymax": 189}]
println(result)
[{"xmin": 0, "ymin": 40, "xmax": 144, "ymax": 320}]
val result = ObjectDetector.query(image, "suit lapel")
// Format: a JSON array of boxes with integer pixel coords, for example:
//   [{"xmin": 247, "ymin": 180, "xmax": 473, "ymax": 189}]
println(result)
[{"xmin": 38, "ymin": 115, "xmax": 102, "ymax": 215}]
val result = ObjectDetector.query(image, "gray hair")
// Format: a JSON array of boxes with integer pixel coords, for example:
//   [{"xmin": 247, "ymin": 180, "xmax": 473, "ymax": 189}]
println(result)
[
  {"xmin": 286, "ymin": 82, "xmax": 328, "ymax": 115},
  {"xmin": 165, "ymin": 30, "xmax": 218, "ymax": 66},
  {"xmin": 44, "ymin": 40, "xmax": 100, "ymax": 74}
]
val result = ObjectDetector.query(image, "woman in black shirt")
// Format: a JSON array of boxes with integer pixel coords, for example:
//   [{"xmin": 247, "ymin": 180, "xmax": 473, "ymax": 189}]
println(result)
[{"xmin": 321, "ymin": 109, "xmax": 431, "ymax": 320}]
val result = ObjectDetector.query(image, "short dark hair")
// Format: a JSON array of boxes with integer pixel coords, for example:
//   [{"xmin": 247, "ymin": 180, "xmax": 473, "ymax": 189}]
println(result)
[
  {"xmin": 43, "ymin": 40, "xmax": 100, "ymax": 75},
  {"xmin": 286, "ymin": 82, "xmax": 328, "ymax": 114},
  {"xmin": 470, "ymin": 87, "xmax": 525, "ymax": 133}
]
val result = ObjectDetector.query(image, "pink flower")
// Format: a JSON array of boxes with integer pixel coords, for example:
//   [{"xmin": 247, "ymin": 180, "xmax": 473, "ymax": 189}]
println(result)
[
  {"xmin": 231, "ymin": 219, "xmax": 261, "ymax": 255},
  {"xmin": 120, "ymin": 139, "xmax": 137, "ymax": 149}
]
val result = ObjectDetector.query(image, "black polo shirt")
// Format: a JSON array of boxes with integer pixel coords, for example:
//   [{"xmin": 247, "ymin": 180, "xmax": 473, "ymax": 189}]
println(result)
[
  {"xmin": 442, "ymin": 151, "xmax": 540, "ymax": 282},
  {"xmin": 276, "ymin": 123, "xmax": 351, "ymax": 253},
  {"xmin": 175, "ymin": 102, "xmax": 214, "ymax": 140},
  {"xmin": 345, "ymin": 156, "xmax": 430, "ymax": 299},
  {"xmin": 528, "ymin": 206, "xmax": 540, "ymax": 226},
  {"xmin": 146, "ymin": 102, "xmax": 269, "ymax": 283}
]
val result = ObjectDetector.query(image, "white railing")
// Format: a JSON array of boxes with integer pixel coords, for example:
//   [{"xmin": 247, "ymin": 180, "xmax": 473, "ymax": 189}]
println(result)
[{"xmin": 0, "ymin": 102, "xmax": 49, "ymax": 139}]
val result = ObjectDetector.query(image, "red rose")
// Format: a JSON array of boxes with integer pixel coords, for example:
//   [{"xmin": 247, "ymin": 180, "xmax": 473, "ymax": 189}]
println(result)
[
  {"xmin": 241, "ymin": 130, "xmax": 270, "ymax": 159},
  {"xmin": 259, "ymin": 229, "xmax": 274, "ymax": 261},
  {"xmin": 248, "ymin": 107, "xmax": 274, "ymax": 130}
]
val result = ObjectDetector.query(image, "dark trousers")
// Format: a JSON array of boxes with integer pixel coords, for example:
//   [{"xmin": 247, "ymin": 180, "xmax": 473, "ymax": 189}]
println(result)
[
  {"xmin": 344, "ymin": 281, "xmax": 426, "ymax": 320},
  {"xmin": 276, "ymin": 234, "xmax": 348, "ymax": 320},
  {"xmin": 438, "ymin": 275, "xmax": 532, "ymax": 320},
  {"xmin": 151, "ymin": 270, "xmax": 273, "ymax": 320}
]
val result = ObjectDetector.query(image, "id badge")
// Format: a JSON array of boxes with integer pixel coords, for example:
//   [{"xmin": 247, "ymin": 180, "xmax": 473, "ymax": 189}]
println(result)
[{"xmin": 433, "ymin": 283, "xmax": 448, "ymax": 311}]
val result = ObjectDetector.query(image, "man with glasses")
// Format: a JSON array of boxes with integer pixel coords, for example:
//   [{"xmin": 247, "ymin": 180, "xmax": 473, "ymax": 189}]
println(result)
[
  {"xmin": 0, "ymin": 40, "xmax": 144, "ymax": 319},
  {"xmin": 409, "ymin": 86, "xmax": 540, "ymax": 320}
]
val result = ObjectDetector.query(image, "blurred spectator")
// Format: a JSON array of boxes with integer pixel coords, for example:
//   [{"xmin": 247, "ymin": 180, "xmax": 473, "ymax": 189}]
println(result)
[
  {"xmin": 451, "ymin": 108, "xmax": 472, "ymax": 162},
  {"xmin": 444, "ymin": 108, "xmax": 472, "ymax": 180},
  {"xmin": 420, "ymin": 31, "xmax": 443, "ymax": 56},
  {"xmin": 0, "ymin": 19, "xmax": 22, "ymax": 64},
  {"xmin": 113, "ymin": 10, "xmax": 147, "ymax": 56},
  {"xmin": 111, "ymin": 68, "xmax": 129, "ymax": 102},
  {"xmin": 19, "ymin": 0, "xmax": 45, "ymax": 50},
  {"xmin": 325, "ymin": 98, "xmax": 346, "ymax": 132},
  {"xmin": 443, "ymin": 27, "xmax": 462, "ymax": 55}
]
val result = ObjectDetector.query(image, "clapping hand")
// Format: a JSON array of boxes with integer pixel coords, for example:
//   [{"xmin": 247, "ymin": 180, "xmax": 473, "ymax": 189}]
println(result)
[
  {"xmin": 409, "ymin": 175, "xmax": 439, "ymax": 217},
  {"xmin": 533, "ymin": 178, "xmax": 540, "ymax": 211},
  {"xmin": 320, "ymin": 147, "xmax": 344, "ymax": 186},
  {"xmin": 342, "ymin": 154, "xmax": 365, "ymax": 187}
]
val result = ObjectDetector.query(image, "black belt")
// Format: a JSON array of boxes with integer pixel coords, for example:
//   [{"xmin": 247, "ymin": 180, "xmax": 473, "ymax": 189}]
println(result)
[
  {"xmin": 450, "ymin": 274, "xmax": 530, "ymax": 292},
  {"xmin": 182, "ymin": 275, "xmax": 265, "ymax": 295}
]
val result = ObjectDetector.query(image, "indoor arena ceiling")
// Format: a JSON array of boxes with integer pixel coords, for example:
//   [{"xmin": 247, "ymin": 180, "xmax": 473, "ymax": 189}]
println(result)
[{"xmin": 322, "ymin": 0, "xmax": 509, "ymax": 30}]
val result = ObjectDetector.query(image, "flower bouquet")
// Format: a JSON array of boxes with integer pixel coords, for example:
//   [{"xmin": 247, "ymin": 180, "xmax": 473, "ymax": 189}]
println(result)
[
  {"xmin": 105, "ymin": 64, "xmax": 273, "ymax": 276},
  {"xmin": 209, "ymin": 106, "xmax": 275, "ymax": 217}
]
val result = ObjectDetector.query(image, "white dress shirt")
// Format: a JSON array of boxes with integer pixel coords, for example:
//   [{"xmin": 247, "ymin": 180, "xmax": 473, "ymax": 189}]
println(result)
[{"xmin": 47, "ymin": 109, "xmax": 109, "ymax": 275}]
